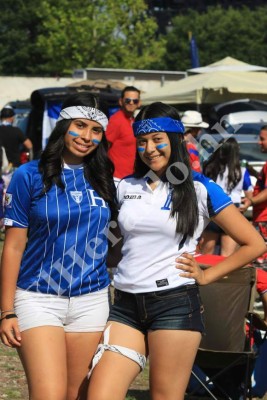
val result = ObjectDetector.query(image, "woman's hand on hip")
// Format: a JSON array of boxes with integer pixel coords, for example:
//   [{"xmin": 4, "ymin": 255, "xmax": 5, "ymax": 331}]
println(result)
[{"xmin": 176, "ymin": 253, "xmax": 207, "ymax": 285}]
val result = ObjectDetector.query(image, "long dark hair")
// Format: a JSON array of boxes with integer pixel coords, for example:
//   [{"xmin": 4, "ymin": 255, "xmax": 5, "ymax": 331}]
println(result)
[
  {"xmin": 203, "ymin": 137, "xmax": 241, "ymax": 193},
  {"xmin": 38, "ymin": 92, "xmax": 117, "ymax": 213},
  {"xmin": 134, "ymin": 102, "xmax": 198, "ymax": 237}
]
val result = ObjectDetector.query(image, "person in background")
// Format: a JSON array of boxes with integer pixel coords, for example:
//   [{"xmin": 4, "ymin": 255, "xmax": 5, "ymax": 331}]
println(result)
[
  {"xmin": 0, "ymin": 105, "xmax": 33, "ymax": 168},
  {"xmin": 181, "ymin": 109, "xmax": 209, "ymax": 172},
  {"xmin": 0, "ymin": 105, "xmax": 33, "ymax": 193},
  {"xmin": 200, "ymin": 137, "xmax": 253, "ymax": 256},
  {"xmin": 106, "ymin": 86, "xmax": 141, "ymax": 185},
  {"xmin": 87, "ymin": 102, "xmax": 265, "ymax": 400},
  {"xmin": 0, "ymin": 92, "xmax": 117, "ymax": 400},
  {"xmin": 241, "ymin": 125, "xmax": 267, "ymax": 267}
]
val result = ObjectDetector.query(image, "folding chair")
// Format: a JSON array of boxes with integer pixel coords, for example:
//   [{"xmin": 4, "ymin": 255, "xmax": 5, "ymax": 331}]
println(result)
[{"xmin": 187, "ymin": 265, "xmax": 260, "ymax": 400}]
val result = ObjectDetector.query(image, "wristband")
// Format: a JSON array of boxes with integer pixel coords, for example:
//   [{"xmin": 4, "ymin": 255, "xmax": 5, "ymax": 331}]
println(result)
[
  {"xmin": 0, "ymin": 313, "xmax": 17, "ymax": 323},
  {"xmin": 0, "ymin": 310, "xmax": 15, "ymax": 315},
  {"xmin": 250, "ymin": 198, "xmax": 255, "ymax": 206}
]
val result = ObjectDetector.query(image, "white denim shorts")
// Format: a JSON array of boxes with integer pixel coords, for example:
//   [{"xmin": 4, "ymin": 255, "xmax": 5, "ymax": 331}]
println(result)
[{"xmin": 14, "ymin": 287, "xmax": 110, "ymax": 333}]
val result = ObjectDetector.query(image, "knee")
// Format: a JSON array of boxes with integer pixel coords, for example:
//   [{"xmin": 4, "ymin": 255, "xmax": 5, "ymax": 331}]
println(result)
[{"xmin": 87, "ymin": 383, "xmax": 125, "ymax": 400}]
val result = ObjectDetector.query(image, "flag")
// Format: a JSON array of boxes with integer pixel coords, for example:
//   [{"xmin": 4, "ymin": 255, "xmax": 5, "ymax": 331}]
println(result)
[
  {"xmin": 42, "ymin": 100, "xmax": 62, "ymax": 149},
  {"xmin": 189, "ymin": 34, "xmax": 200, "ymax": 69}
]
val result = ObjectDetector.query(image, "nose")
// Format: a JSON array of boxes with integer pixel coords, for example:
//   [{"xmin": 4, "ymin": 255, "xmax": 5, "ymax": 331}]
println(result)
[
  {"xmin": 81, "ymin": 129, "xmax": 92, "ymax": 141},
  {"xmin": 145, "ymin": 140, "xmax": 157, "ymax": 153}
]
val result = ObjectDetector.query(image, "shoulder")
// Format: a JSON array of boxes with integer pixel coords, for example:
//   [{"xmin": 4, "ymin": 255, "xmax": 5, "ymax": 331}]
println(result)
[
  {"xmin": 7, "ymin": 160, "xmax": 42, "ymax": 197},
  {"xmin": 193, "ymin": 171, "xmax": 232, "ymax": 213},
  {"xmin": 192, "ymin": 171, "xmax": 214, "ymax": 188},
  {"xmin": 108, "ymin": 110, "xmax": 123, "ymax": 122},
  {"xmin": 12, "ymin": 160, "xmax": 40, "ymax": 182},
  {"xmin": 193, "ymin": 171, "xmax": 225, "ymax": 194}
]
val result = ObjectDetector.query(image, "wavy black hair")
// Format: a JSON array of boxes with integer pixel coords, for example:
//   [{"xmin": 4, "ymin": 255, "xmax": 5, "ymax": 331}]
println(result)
[
  {"xmin": 203, "ymin": 137, "xmax": 241, "ymax": 193},
  {"xmin": 38, "ymin": 92, "xmax": 117, "ymax": 214},
  {"xmin": 134, "ymin": 102, "xmax": 198, "ymax": 237}
]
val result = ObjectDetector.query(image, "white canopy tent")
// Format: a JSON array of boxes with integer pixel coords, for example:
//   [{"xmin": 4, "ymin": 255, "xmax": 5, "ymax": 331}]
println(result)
[
  {"xmin": 187, "ymin": 56, "xmax": 267, "ymax": 74},
  {"xmin": 0, "ymin": 76, "xmax": 81, "ymax": 109},
  {"xmin": 142, "ymin": 71, "xmax": 267, "ymax": 105}
]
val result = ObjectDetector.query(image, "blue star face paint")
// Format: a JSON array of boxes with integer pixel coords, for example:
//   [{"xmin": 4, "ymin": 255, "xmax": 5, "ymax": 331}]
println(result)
[
  {"xmin": 92, "ymin": 139, "xmax": 101, "ymax": 145},
  {"xmin": 156, "ymin": 143, "xmax": 168, "ymax": 150},
  {"xmin": 137, "ymin": 147, "xmax": 145, "ymax": 152},
  {"xmin": 68, "ymin": 130, "xmax": 79, "ymax": 137}
]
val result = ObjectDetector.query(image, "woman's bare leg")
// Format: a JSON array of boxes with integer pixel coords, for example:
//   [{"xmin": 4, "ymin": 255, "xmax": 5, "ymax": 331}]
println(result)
[
  {"xmin": 18, "ymin": 326, "xmax": 67, "ymax": 400},
  {"xmin": 148, "ymin": 329, "xmax": 201, "ymax": 400},
  {"xmin": 87, "ymin": 322, "xmax": 146, "ymax": 400}
]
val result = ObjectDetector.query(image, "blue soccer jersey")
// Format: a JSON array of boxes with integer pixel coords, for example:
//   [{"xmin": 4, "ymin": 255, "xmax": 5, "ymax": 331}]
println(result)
[{"xmin": 4, "ymin": 160, "xmax": 110, "ymax": 296}]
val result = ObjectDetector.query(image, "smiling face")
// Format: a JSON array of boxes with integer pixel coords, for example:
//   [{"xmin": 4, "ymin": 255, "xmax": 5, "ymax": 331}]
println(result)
[
  {"xmin": 136, "ymin": 131, "xmax": 171, "ymax": 177},
  {"xmin": 258, "ymin": 128, "xmax": 267, "ymax": 153},
  {"xmin": 63, "ymin": 118, "xmax": 103, "ymax": 164},
  {"xmin": 119, "ymin": 90, "xmax": 141, "ymax": 117}
]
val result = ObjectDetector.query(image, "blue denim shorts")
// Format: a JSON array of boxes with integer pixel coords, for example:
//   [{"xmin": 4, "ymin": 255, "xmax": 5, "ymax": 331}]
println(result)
[{"xmin": 109, "ymin": 284, "xmax": 205, "ymax": 334}]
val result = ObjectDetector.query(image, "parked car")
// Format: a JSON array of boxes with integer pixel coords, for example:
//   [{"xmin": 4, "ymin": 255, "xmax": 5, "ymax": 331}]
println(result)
[{"xmin": 208, "ymin": 98, "xmax": 267, "ymax": 129}]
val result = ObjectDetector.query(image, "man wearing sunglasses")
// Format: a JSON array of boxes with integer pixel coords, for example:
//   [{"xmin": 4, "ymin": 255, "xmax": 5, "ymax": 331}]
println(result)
[{"xmin": 106, "ymin": 86, "xmax": 141, "ymax": 185}]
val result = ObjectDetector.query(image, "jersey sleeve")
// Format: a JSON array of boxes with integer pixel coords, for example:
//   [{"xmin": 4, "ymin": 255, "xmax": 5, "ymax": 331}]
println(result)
[
  {"xmin": 4, "ymin": 165, "xmax": 33, "ymax": 227},
  {"xmin": 193, "ymin": 172, "xmax": 232, "ymax": 219},
  {"xmin": 243, "ymin": 168, "xmax": 253, "ymax": 191}
]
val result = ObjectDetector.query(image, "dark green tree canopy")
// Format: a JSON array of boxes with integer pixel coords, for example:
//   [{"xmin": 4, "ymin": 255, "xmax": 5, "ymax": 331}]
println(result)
[
  {"xmin": 0, "ymin": 3, "xmax": 267, "ymax": 76},
  {"xmin": 165, "ymin": 5, "xmax": 267, "ymax": 70},
  {"xmin": 0, "ymin": 0, "xmax": 165, "ymax": 76}
]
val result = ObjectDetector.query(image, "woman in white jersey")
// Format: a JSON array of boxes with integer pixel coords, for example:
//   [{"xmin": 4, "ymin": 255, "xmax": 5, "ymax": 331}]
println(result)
[
  {"xmin": 87, "ymin": 102, "xmax": 265, "ymax": 400},
  {"xmin": 200, "ymin": 137, "xmax": 253, "ymax": 256},
  {"xmin": 0, "ymin": 92, "xmax": 117, "ymax": 400}
]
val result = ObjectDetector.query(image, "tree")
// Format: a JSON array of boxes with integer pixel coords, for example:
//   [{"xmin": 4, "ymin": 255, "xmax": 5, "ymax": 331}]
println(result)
[
  {"xmin": 0, "ymin": 0, "xmax": 166, "ymax": 76},
  {"xmin": 163, "ymin": 5, "xmax": 267, "ymax": 71},
  {"xmin": 0, "ymin": 0, "xmax": 48, "ymax": 75}
]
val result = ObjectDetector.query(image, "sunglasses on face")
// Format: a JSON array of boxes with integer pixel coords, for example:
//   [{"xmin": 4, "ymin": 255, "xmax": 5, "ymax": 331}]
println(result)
[{"xmin": 124, "ymin": 98, "xmax": 139, "ymax": 105}]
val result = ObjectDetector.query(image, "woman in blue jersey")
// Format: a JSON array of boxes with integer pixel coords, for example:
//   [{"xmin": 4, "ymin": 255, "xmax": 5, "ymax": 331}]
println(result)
[
  {"xmin": 87, "ymin": 102, "xmax": 265, "ymax": 400},
  {"xmin": 200, "ymin": 137, "xmax": 253, "ymax": 256},
  {"xmin": 0, "ymin": 92, "xmax": 117, "ymax": 400}
]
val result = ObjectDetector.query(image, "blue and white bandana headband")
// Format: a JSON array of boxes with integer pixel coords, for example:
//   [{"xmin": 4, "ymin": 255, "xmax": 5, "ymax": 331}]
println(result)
[
  {"xmin": 133, "ymin": 117, "xmax": 185, "ymax": 137},
  {"xmin": 57, "ymin": 106, "xmax": 108, "ymax": 131}
]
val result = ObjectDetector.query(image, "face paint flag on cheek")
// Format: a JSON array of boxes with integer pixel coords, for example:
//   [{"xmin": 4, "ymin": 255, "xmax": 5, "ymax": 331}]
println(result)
[
  {"xmin": 137, "ymin": 147, "xmax": 145, "ymax": 152},
  {"xmin": 68, "ymin": 131, "xmax": 80, "ymax": 137},
  {"xmin": 156, "ymin": 143, "xmax": 168, "ymax": 150},
  {"xmin": 92, "ymin": 139, "xmax": 101, "ymax": 145}
]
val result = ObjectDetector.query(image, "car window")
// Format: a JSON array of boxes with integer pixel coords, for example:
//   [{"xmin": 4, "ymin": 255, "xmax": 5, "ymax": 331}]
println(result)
[
  {"xmin": 13, "ymin": 111, "xmax": 30, "ymax": 135},
  {"xmin": 222, "ymin": 122, "xmax": 265, "ymax": 136},
  {"xmin": 238, "ymin": 142, "xmax": 266, "ymax": 162},
  {"xmin": 198, "ymin": 133, "xmax": 266, "ymax": 165}
]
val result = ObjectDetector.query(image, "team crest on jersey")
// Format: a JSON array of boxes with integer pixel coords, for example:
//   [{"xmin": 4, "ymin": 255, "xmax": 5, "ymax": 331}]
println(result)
[
  {"xmin": 5, "ymin": 193, "xmax": 12, "ymax": 208},
  {"xmin": 70, "ymin": 191, "xmax": 83, "ymax": 204}
]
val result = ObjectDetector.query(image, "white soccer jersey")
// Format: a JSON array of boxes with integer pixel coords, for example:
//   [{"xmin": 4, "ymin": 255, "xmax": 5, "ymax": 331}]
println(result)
[
  {"xmin": 4, "ymin": 160, "xmax": 110, "ymax": 297},
  {"xmin": 114, "ymin": 172, "xmax": 232, "ymax": 293},
  {"xmin": 215, "ymin": 166, "xmax": 253, "ymax": 204}
]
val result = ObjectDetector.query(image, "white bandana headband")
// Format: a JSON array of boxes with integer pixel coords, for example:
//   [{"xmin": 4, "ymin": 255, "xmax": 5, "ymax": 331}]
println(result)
[{"xmin": 57, "ymin": 106, "xmax": 108, "ymax": 131}]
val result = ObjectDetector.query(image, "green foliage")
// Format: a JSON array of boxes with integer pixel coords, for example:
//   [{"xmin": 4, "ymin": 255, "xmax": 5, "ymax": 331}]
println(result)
[
  {"xmin": 164, "ymin": 5, "xmax": 267, "ymax": 70},
  {"xmin": 0, "ymin": 0, "xmax": 47, "ymax": 75},
  {"xmin": 0, "ymin": 0, "xmax": 165, "ymax": 76},
  {"xmin": 1, "ymin": 3, "xmax": 267, "ymax": 76}
]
